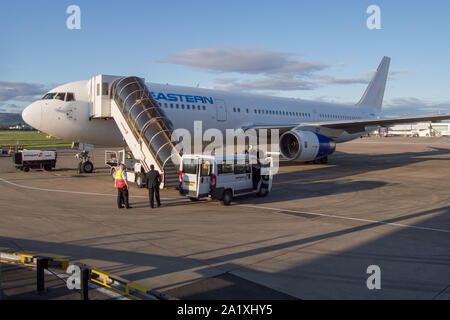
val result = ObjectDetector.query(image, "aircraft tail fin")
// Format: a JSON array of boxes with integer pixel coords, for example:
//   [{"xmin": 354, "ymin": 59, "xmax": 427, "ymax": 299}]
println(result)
[{"xmin": 356, "ymin": 56, "xmax": 390, "ymax": 113}]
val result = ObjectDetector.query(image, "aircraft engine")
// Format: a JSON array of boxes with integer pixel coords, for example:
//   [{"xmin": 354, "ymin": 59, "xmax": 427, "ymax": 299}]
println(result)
[{"xmin": 279, "ymin": 130, "xmax": 336, "ymax": 161}]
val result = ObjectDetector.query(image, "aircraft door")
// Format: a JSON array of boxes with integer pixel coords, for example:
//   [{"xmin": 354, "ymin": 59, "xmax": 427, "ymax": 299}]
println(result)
[
  {"xmin": 312, "ymin": 108, "xmax": 318, "ymax": 121},
  {"xmin": 216, "ymin": 99, "xmax": 227, "ymax": 121}
]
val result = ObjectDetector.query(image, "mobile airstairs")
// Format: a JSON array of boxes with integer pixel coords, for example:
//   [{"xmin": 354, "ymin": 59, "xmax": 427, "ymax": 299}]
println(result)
[{"xmin": 90, "ymin": 75, "xmax": 180, "ymax": 188}]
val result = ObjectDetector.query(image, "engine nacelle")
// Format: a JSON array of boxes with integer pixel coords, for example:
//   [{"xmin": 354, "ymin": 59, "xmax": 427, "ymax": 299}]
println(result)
[{"xmin": 279, "ymin": 130, "xmax": 336, "ymax": 161}]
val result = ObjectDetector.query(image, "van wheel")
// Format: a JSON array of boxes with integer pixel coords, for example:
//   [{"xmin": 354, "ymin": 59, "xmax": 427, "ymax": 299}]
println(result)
[
  {"xmin": 82, "ymin": 161, "xmax": 94, "ymax": 174},
  {"xmin": 135, "ymin": 173, "xmax": 146, "ymax": 188},
  {"xmin": 23, "ymin": 166, "xmax": 30, "ymax": 172},
  {"xmin": 222, "ymin": 190, "xmax": 232, "ymax": 206},
  {"xmin": 189, "ymin": 197, "xmax": 199, "ymax": 201},
  {"xmin": 44, "ymin": 164, "xmax": 52, "ymax": 171},
  {"xmin": 258, "ymin": 185, "xmax": 268, "ymax": 197}
]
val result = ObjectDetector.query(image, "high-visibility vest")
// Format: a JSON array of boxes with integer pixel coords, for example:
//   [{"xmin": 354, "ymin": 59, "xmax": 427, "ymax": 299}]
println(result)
[{"xmin": 115, "ymin": 169, "xmax": 126, "ymax": 188}]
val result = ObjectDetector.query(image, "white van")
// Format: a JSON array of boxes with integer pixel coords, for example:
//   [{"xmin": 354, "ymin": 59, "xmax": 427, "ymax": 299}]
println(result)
[
  {"xmin": 179, "ymin": 154, "xmax": 273, "ymax": 205},
  {"xmin": 105, "ymin": 149, "xmax": 147, "ymax": 188}
]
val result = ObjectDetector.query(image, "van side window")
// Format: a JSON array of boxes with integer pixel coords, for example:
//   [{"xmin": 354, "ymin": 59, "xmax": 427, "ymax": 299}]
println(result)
[
  {"xmin": 218, "ymin": 163, "xmax": 233, "ymax": 174},
  {"xmin": 234, "ymin": 163, "xmax": 246, "ymax": 174}
]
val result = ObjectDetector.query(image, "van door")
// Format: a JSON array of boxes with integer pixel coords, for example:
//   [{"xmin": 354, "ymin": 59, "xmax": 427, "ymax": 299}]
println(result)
[
  {"xmin": 196, "ymin": 159, "xmax": 211, "ymax": 197},
  {"xmin": 182, "ymin": 158, "xmax": 198, "ymax": 195},
  {"xmin": 233, "ymin": 159, "xmax": 251, "ymax": 194}
]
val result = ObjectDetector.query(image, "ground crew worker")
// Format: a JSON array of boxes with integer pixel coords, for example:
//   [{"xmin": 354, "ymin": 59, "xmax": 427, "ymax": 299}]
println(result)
[
  {"xmin": 115, "ymin": 164, "xmax": 131, "ymax": 209},
  {"xmin": 146, "ymin": 164, "xmax": 161, "ymax": 208}
]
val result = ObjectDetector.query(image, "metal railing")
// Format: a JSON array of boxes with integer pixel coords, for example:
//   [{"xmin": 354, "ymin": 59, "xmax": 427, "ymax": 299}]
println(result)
[
  {"xmin": 0, "ymin": 252, "xmax": 176, "ymax": 300},
  {"xmin": 110, "ymin": 77, "xmax": 180, "ymax": 171}
]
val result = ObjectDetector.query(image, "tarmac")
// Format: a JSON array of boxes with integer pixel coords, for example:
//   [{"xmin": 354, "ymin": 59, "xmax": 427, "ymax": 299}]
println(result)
[{"xmin": 0, "ymin": 136, "xmax": 450, "ymax": 299}]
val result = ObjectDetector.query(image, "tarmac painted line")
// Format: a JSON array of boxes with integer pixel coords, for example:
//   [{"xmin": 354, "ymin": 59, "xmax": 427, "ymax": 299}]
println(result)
[
  {"xmin": 239, "ymin": 204, "xmax": 450, "ymax": 234},
  {"xmin": 3, "ymin": 176, "xmax": 448, "ymax": 234},
  {"xmin": 0, "ymin": 177, "xmax": 177, "ymax": 201}
]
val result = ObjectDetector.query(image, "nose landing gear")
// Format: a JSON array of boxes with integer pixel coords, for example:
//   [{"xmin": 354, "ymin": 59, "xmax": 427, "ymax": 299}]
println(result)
[{"xmin": 76, "ymin": 150, "xmax": 94, "ymax": 173}]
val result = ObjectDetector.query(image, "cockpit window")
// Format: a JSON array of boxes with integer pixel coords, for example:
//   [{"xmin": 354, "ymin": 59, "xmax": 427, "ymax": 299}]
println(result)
[
  {"xmin": 41, "ymin": 92, "xmax": 76, "ymax": 101},
  {"xmin": 55, "ymin": 92, "xmax": 66, "ymax": 101},
  {"xmin": 66, "ymin": 92, "xmax": 75, "ymax": 101},
  {"xmin": 42, "ymin": 93, "xmax": 56, "ymax": 100}
]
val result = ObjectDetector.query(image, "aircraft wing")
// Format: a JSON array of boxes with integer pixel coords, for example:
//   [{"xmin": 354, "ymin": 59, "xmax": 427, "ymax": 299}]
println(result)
[
  {"xmin": 242, "ymin": 114, "xmax": 450, "ymax": 135},
  {"xmin": 314, "ymin": 114, "xmax": 450, "ymax": 134}
]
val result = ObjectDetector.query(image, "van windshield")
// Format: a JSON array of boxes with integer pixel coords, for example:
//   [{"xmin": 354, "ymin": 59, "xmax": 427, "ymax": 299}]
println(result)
[{"xmin": 182, "ymin": 158, "xmax": 197, "ymax": 174}]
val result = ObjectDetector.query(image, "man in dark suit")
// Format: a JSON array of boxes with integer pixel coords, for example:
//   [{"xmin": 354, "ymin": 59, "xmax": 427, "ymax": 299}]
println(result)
[{"xmin": 146, "ymin": 164, "xmax": 161, "ymax": 208}]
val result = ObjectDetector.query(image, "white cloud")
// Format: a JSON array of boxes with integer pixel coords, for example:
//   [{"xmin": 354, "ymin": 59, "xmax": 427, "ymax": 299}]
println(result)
[
  {"xmin": 157, "ymin": 46, "xmax": 404, "ymax": 93},
  {"xmin": 0, "ymin": 81, "xmax": 48, "ymax": 102},
  {"xmin": 157, "ymin": 46, "xmax": 329, "ymax": 77},
  {"xmin": 0, "ymin": 102, "xmax": 23, "ymax": 109},
  {"xmin": 0, "ymin": 102, "xmax": 27, "ymax": 114},
  {"xmin": 319, "ymin": 75, "xmax": 369, "ymax": 85},
  {"xmin": 214, "ymin": 76, "xmax": 318, "ymax": 92},
  {"xmin": 213, "ymin": 77, "xmax": 239, "ymax": 85},
  {"xmin": 158, "ymin": 46, "xmax": 332, "ymax": 92},
  {"xmin": 382, "ymin": 97, "xmax": 450, "ymax": 116}
]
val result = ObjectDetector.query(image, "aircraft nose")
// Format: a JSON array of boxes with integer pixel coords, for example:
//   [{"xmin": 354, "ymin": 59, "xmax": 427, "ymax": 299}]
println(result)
[{"xmin": 22, "ymin": 102, "xmax": 42, "ymax": 129}]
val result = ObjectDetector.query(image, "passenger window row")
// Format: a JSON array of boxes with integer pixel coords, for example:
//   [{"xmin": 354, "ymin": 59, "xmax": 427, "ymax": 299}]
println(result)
[
  {"xmin": 159, "ymin": 102, "xmax": 206, "ymax": 111},
  {"xmin": 319, "ymin": 113, "xmax": 361, "ymax": 120},
  {"xmin": 233, "ymin": 107, "xmax": 311, "ymax": 118},
  {"xmin": 231, "ymin": 107, "xmax": 363, "ymax": 121}
]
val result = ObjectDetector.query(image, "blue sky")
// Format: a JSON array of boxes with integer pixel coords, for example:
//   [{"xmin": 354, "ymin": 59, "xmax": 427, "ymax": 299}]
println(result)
[{"xmin": 1, "ymin": 0, "xmax": 450, "ymax": 116}]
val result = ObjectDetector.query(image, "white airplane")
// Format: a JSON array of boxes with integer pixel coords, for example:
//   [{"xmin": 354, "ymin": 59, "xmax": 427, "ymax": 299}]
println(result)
[{"xmin": 22, "ymin": 56, "xmax": 450, "ymax": 173}]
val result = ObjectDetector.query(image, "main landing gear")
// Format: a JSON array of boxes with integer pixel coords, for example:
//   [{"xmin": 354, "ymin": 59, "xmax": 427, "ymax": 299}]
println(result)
[{"xmin": 306, "ymin": 156, "xmax": 329, "ymax": 164}]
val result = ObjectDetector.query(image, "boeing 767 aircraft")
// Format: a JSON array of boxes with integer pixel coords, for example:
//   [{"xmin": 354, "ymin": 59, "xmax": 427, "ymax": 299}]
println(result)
[{"xmin": 21, "ymin": 56, "xmax": 450, "ymax": 173}]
